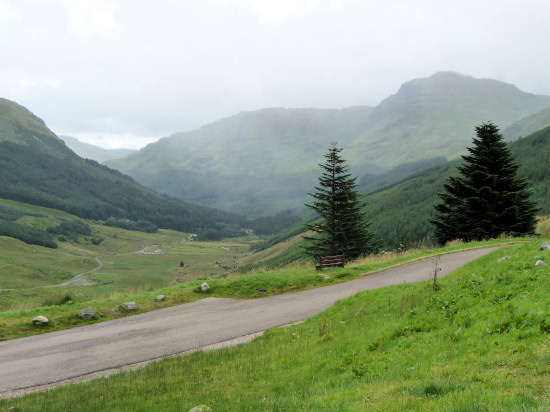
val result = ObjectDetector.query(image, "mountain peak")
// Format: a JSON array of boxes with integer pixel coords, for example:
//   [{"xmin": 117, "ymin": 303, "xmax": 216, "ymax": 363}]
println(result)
[{"xmin": 0, "ymin": 97, "xmax": 70, "ymax": 157}]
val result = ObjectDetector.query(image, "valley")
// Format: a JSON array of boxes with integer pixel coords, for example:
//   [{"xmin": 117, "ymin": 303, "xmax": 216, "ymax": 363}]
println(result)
[
  {"xmin": 1, "ymin": 71, "xmax": 550, "ymax": 410},
  {"xmin": 0, "ymin": 198, "xmax": 257, "ymax": 312}
]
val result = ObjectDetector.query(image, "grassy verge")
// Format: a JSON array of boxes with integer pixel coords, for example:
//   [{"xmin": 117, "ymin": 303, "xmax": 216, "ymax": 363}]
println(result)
[
  {"xmin": 0, "ymin": 238, "xmax": 522, "ymax": 341},
  {"xmin": 1, "ymin": 239, "xmax": 549, "ymax": 410}
]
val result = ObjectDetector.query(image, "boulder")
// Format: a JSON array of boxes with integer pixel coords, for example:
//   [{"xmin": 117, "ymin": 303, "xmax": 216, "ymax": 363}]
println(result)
[
  {"xmin": 540, "ymin": 245, "xmax": 550, "ymax": 252},
  {"xmin": 536, "ymin": 260, "xmax": 547, "ymax": 267},
  {"xmin": 188, "ymin": 406, "xmax": 212, "ymax": 412},
  {"xmin": 155, "ymin": 295, "xmax": 165, "ymax": 301},
  {"xmin": 32, "ymin": 315, "xmax": 49, "ymax": 326},
  {"xmin": 78, "ymin": 307, "xmax": 94, "ymax": 319},
  {"xmin": 200, "ymin": 282, "xmax": 210, "ymax": 292},
  {"xmin": 122, "ymin": 302, "xmax": 138, "ymax": 310}
]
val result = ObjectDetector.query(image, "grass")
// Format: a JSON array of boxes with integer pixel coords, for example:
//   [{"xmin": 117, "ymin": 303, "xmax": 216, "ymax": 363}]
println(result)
[
  {"xmin": 0, "ymin": 198, "xmax": 257, "ymax": 310},
  {"xmin": 1, "ymin": 239, "xmax": 549, "ymax": 410},
  {"xmin": 0, "ymin": 236, "xmax": 521, "ymax": 341}
]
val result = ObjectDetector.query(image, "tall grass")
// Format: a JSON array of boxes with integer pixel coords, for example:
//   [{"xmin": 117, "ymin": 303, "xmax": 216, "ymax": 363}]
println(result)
[{"xmin": 537, "ymin": 215, "xmax": 550, "ymax": 237}]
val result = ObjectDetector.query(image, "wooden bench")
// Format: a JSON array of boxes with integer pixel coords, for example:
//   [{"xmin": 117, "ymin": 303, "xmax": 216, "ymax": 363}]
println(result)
[{"xmin": 315, "ymin": 254, "xmax": 346, "ymax": 270}]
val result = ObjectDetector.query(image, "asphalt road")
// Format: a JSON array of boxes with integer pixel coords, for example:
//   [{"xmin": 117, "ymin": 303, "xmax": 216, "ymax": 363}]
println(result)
[{"xmin": 0, "ymin": 246, "xmax": 502, "ymax": 398}]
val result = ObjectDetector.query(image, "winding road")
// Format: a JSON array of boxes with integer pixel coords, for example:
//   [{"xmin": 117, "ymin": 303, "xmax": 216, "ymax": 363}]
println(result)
[{"xmin": 0, "ymin": 246, "xmax": 502, "ymax": 399}]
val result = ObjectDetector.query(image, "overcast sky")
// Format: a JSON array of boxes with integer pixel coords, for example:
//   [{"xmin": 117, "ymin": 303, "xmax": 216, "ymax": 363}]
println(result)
[{"xmin": 1, "ymin": 0, "xmax": 549, "ymax": 149}]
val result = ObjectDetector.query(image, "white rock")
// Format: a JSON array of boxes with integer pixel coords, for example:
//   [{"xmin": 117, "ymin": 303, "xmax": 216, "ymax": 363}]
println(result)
[
  {"xmin": 536, "ymin": 260, "xmax": 547, "ymax": 267},
  {"xmin": 78, "ymin": 307, "xmax": 94, "ymax": 319},
  {"xmin": 200, "ymin": 282, "xmax": 210, "ymax": 292},
  {"xmin": 122, "ymin": 302, "xmax": 138, "ymax": 310},
  {"xmin": 155, "ymin": 295, "xmax": 165, "ymax": 301},
  {"xmin": 32, "ymin": 315, "xmax": 49, "ymax": 325}
]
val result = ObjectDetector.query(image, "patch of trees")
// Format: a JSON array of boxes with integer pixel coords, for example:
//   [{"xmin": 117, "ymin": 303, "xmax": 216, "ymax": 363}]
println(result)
[
  {"xmin": 247, "ymin": 210, "xmax": 301, "ymax": 235},
  {"xmin": 0, "ymin": 221, "xmax": 57, "ymax": 248},
  {"xmin": 196, "ymin": 222, "xmax": 247, "ymax": 241},
  {"xmin": 104, "ymin": 217, "xmax": 158, "ymax": 233},
  {"xmin": 431, "ymin": 122, "xmax": 537, "ymax": 243},
  {"xmin": 0, "ymin": 204, "xmax": 46, "ymax": 221},
  {"xmin": 47, "ymin": 220, "xmax": 92, "ymax": 236}
]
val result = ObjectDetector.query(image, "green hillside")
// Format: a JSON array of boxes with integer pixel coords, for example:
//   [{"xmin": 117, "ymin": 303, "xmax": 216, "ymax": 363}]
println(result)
[
  {"xmin": 107, "ymin": 72, "xmax": 550, "ymax": 217},
  {"xmin": 0, "ymin": 98, "xmax": 244, "ymax": 235},
  {"xmin": 503, "ymin": 107, "xmax": 550, "ymax": 140},
  {"xmin": 367, "ymin": 125, "xmax": 550, "ymax": 249},
  {"xmin": 0, "ymin": 98, "xmax": 75, "ymax": 160},
  {"xmin": 0, "ymin": 197, "xmax": 258, "ymax": 311}
]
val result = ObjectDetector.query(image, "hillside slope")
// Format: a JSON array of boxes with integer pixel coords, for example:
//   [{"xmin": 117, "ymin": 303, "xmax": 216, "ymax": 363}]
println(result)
[
  {"xmin": 0, "ymin": 98, "xmax": 243, "ymax": 233},
  {"xmin": 108, "ymin": 106, "xmax": 376, "ymax": 216},
  {"xmin": 108, "ymin": 72, "xmax": 550, "ymax": 217},
  {"xmin": 367, "ymin": 125, "xmax": 550, "ymax": 248},
  {"xmin": 503, "ymin": 107, "xmax": 550, "ymax": 140}
]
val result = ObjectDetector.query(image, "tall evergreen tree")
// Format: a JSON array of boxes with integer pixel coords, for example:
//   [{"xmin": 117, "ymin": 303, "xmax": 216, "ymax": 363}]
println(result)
[
  {"xmin": 431, "ymin": 122, "xmax": 538, "ymax": 244},
  {"xmin": 303, "ymin": 144, "xmax": 376, "ymax": 259}
]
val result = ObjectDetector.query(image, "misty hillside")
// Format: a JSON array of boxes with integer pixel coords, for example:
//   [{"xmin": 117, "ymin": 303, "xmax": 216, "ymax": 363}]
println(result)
[
  {"xmin": 346, "ymin": 72, "xmax": 550, "ymax": 166},
  {"xmin": 107, "ymin": 72, "xmax": 550, "ymax": 217},
  {"xmin": 61, "ymin": 135, "xmax": 136, "ymax": 163},
  {"xmin": 107, "ymin": 106, "xmax": 378, "ymax": 217},
  {"xmin": 503, "ymin": 107, "xmax": 550, "ymax": 140},
  {"xmin": 0, "ymin": 98, "xmax": 243, "ymax": 234}
]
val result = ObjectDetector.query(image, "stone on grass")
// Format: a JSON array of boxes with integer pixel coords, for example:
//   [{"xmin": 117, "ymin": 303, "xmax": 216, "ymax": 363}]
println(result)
[
  {"xmin": 78, "ymin": 307, "xmax": 94, "ymax": 319},
  {"xmin": 32, "ymin": 315, "xmax": 49, "ymax": 325},
  {"xmin": 536, "ymin": 260, "xmax": 547, "ymax": 267},
  {"xmin": 122, "ymin": 302, "xmax": 138, "ymax": 310},
  {"xmin": 319, "ymin": 273, "xmax": 331, "ymax": 279},
  {"xmin": 155, "ymin": 295, "xmax": 165, "ymax": 301},
  {"xmin": 188, "ymin": 406, "xmax": 212, "ymax": 412},
  {"xmin": 540, "ymin": 244, "xmax": 550, "ymax": 252},
  {"xmin": 200, "ymin": 282, "xmax": 210, "ymax": 292},
  {"xmin": 497, "ymin": 256, "xmax": 510, "ymax": 263}
]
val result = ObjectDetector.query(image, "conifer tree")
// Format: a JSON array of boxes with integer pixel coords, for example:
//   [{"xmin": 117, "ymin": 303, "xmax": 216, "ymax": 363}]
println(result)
[
  {"xmin": 303, "ymin": 144, "xmax": 376, "ymax": 259},
  {"xmin": 431, "ymin": 122, "xmax": 538, "ymax": 244}
]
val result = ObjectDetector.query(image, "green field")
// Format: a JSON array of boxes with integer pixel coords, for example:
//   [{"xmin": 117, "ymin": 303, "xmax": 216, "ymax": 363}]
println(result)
[
  {"xmin": 1, "ymin": 239, "xmax": 549, "ymax": 411},
  {"xmin": 0, "ymin": 198, "xmax": 256, "ymax": 311}
]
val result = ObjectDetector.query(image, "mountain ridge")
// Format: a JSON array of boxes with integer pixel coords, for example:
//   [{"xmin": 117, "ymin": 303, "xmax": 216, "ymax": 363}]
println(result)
[
  {"xmin": 107, "ymin": 72, "xmax": 550, "ymax": 217},
  {"xmin": 0, "ymin": 98, "xmax": 244, "ymax": 235}
]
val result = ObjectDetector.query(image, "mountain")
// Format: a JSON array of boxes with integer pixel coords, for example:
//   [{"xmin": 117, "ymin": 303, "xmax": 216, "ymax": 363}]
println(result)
[
  {"xmin": 0, "ymin": 98, "xmax": 69, "ymax": 156},
  {"xmin": 346, "ymin": 72, "xmax": 550, "ymax": 166},
  {"xmin": 0, "ymin": 98, "xmax": 243, "ymax": 235},
  {"xmin": 60, "ymin": 135, "xmax": 136, "ymax": 163},
  {"xmin": 107, "ymin": 106, "xmax": 377, "ymax": 217},
  {"xmin": 107, "ymin": 72, "xmax": 550, "ymax": 217},
  {"xmin": 503, "ymin": 107, "xmax": 550, "ymax": 140}
]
